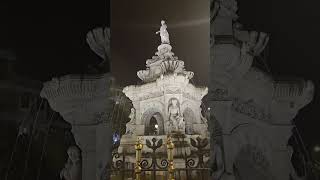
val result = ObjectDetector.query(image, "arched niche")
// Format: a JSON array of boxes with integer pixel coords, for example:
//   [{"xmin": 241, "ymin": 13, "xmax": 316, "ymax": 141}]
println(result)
[
  {"xmin": 142, "ymin": 109, "xmax": 164, "ymax": 135},
  {"xmin": 182, "ymin": 107, "xmax": 195, "ymax": 134}
]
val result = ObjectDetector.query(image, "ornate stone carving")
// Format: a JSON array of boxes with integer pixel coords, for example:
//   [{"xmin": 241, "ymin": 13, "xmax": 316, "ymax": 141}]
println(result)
[
  {"xmin": 209, "ymin": 88, "xmax": 229, "ymax": 101},
  {"xmin": 231, "ymin": 98, "xmax": 272, "ymax": 121},
  {"xmin": 136, "ymin": 22, "xmax": 198, "ymax": 83},
  {"xmin": 118, "ymin": 21, "xmax": 210, "ymax": 168},
  {"xmin": 156, "ymin": 44, "xmax": 175, "ymax": 60}
]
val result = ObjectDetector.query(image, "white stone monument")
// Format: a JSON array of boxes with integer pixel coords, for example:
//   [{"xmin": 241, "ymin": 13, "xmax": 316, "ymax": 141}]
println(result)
[{"xmin": 117, "ymin": 20, "xmax": 210, "ymax": 167}]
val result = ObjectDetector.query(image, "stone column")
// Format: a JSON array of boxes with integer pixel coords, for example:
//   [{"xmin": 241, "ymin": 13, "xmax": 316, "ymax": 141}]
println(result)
[{"xmin": 40, "ymin": 73, "xmax": 114, "ymax": 180}]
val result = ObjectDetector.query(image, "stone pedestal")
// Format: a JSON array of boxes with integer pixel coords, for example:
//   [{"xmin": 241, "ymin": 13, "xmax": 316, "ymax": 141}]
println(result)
[{"xmin": 40, "ymin": 73, "xmax": 114, "ymax": 180}]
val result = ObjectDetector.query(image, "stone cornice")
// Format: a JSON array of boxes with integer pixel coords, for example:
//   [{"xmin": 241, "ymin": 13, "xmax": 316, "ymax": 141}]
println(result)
[
  {"xmin": 123, "ymin": 74, "xmax": 208, "ymax": 102},
  {"xmin": 40, "ymin": 73, "xmax": 113, "ymax": 100}
]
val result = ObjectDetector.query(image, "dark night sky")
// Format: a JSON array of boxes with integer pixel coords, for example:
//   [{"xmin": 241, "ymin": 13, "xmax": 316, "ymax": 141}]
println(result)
[
  {"xmin": 111, "ymin": 0, "xmax": 209, "ymax": 86},
  {"xmin": 0, "ymin": 1, "xmax": 109, "ymax": 80},
  {"xmin": 0, "ymin": 0, "xmax": 319, "ymax": 148},
  {"xmin": 238, "ymin": 0, "xmax": 320, "ymax": 148}
]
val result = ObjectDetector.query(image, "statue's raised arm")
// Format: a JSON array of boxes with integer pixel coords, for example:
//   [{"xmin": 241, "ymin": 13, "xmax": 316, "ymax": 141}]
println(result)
[{"xmin": 156, "ymin": 20, "xmax": 170, "ymax": 44}]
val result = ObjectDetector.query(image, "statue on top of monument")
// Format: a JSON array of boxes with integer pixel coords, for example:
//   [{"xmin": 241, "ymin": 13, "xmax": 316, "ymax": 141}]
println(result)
[{"xmin": 156, "ymin": 20, "xmax": 170, "ymax": 44}]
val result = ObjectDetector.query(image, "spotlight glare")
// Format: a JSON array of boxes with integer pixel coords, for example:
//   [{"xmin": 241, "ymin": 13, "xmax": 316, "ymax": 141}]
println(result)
[{"xmin": 314, "ymin": 145, "xmax": 320, "ymax": 152}]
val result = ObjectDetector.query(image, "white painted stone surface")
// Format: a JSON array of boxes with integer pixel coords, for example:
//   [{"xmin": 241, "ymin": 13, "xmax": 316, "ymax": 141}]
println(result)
[
  {"xmin": 40, "ymin": 73, "xmax": 114, "ymax": 180},
  {"xmin": 118, "ymin": 24, "xmax": 210, "ymax": 167}
]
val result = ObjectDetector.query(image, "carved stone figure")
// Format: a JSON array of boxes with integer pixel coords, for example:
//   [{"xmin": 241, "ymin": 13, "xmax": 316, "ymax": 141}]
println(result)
[
  {"xmin": 168, "ymin": 98, "xmax": 184, "ymax": 132},
  {"xmin": 156, "ymin": 20, "xmax": 170, "ymax": 44},
  {"xmin": 128, "ymin": 108, "xmax": 136, "ymax": 124},
  {"xmin": 60, "ymin": 146, "xmax": 82, "ymax": 180},
  {"xmin": 125, "ymin": 108, "xmax": 137, "ymax": 135}
]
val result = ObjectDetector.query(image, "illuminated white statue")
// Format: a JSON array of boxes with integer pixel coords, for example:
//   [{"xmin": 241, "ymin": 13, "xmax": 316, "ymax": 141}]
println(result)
[
  {"xmin": 125, "ymin": 108, "xmax": 136, "ymax": 135},
  {"xmin": 128, "ymin": 108, "xmax": 136, "ymax": 124},
  {"xmin": 156, "ymin": 20, "xmax": 170, "ymax": 44},
  {"xmin": 168, "ymin": 98, "xmax": 184, "ymax": 132}
]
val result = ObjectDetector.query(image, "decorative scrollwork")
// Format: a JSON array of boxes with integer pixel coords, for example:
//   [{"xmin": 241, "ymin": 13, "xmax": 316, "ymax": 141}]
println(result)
[
  {"xmin": 140, "ymin": 159, "xmax": 151, "ymax": 169},
  {"xmin": 141, "ymin": 138, "xmax": 169, "ymax": 171},
  {"xmin": 160, "ymin": 159, "xmax": 169, "ymax": 168},
  {"xmin": 108, "ymin": 136, "xmax": 210, "ymax": 179},
  {"xmin": 186, "ymin": 158, "xmax": 196, "ymax": 167},
  {"xmin": 111, "ymin": 141, "xmax": 124, "ymax": 169},
  {"xmin": 186, "ymin": 137, "xmax": 210, "ymax": 168}
]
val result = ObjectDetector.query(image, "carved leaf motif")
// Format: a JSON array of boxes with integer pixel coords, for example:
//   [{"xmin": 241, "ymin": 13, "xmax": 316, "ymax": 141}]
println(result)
[
  {"xmin": 190, "ymin": 138, "xmax": 197, "ymax": 147},
  {"xmin": 201, "ymin": 138, "xmax": 209, "ymax": 148},
  {"xmin": 156, "ymin": 139, "xmax": 163, "ymax": 148},
  {"xmin": 146, "ymin": 139, "xmax": 152, "ymax": 148}
]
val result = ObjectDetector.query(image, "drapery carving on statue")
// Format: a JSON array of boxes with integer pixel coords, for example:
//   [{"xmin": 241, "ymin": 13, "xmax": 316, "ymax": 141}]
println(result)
[
  {"xmin": 167, "ymin": 98, "xmax": 185, "ymax": 133},
  {"xmin": 156, "ymin": 20, "xmax": 170, "ymax": 44},
  {"xmin": 125, "ymin": 108, "xmax": 137, "ymax": 135},
  {"xmin": 60, "ymin": 146, "xmax": 82, "ymax": 180},
  {"xmin": 128, "ymin": 108, "xmax": 136, "ymax": 124}
]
